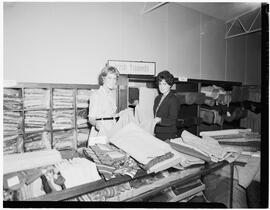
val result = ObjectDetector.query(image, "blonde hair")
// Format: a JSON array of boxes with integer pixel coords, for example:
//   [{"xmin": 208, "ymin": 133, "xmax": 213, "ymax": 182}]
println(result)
[{"xmin": 99, "ymin": 66, "xmax": 120, "ymax": 85}]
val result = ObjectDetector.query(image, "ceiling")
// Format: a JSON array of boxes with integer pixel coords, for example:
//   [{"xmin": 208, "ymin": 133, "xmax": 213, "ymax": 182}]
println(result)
[{"xmin": 177, "ymin": 2, "xmax": 261, "ymax": 22}]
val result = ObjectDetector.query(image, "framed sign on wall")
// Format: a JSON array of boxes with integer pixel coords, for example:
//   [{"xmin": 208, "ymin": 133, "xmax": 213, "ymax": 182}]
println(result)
[{"xmin": 107, "ymin": 60, "xmax": 156, "ymax": 75}]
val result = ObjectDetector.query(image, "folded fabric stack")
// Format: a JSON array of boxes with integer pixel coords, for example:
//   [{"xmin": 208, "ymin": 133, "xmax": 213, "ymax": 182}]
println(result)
[
  {"xmin": 24, "ymin": 88, "xmax": 50, "ymax": 109},
  {"xmin": 53, "ymin": 89, "xmax": 74, "ymax": 109},
  {"xmin": 76, "ymin": 89, "xmax": 91, "ymax": 108},
  {"xmin": 175, "ymin": 92, "xmax": 206, "ymax": 105},
  {"xmin": 53, "ymin": 130, "xmax": 74, "ymax": 150},
  {"xmin": 24, "ymin": 110, "xmax": 49, "ymax": 133},
  {"xmin": 54, "ymin": 158, "xmax": 101, "ymax": 189},
  {"xmin": 4, "ymin": 89, "xmax": 22, "ymax": 110},
  {"xmin": 52, "ymin": 110, "xmax": 74, "ymax": 130},
  {"xmin": 201, "ymin": 85, "xmax": 231, "ymax": 106},
  {"xmin": 200, "ymin": 108, "xmax": 223, "ymax": 125},
  {"xmin": 3, "ymin": 111, "xmax": 23, "ymax": 155},
  {"xmin": 83, "ymin": 143, "xmax": 140, "ymax": 180},
  {"xmin": 175, "ymin": 130, "xmax": 237, "ymax": 163},
  {"xmin": 24, "ymin": 132, "xmax": 51, "ymax": 152},
  {"xmin": 109, "ymin": 123, "xmax": 185, "ymax": 173},
  {"xmin": 67, "ymin": 182, "xmax": 131, "ymax": 201},
  {"xmin": 203, "ymin": 96, "xmax": 216, "ymax": 106},
  {"xmin": 77, "ymin": 108, "xmax": 88, "ymax": 128},
  {"xmin": 200, "ymin": 129, "xmax": 261, "ymax": 152},
  {"xmin": 77, "ymin": 128, "xmax": 90, "ymax": 147}
]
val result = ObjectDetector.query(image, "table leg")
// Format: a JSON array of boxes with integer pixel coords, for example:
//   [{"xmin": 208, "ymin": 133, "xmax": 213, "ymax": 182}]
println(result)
[{"xmin": 229, "ymin": 163, "xmax": 234, "ymax": 208}]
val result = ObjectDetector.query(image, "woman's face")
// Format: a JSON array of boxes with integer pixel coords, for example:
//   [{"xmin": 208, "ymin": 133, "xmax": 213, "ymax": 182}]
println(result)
[
  {"xmin": 158, "ymin": 79, "xmax": 171, "ymax": 94},
  {"xmin": 103, "ymin": 72, "xmax": 118, "ymax": 90}
]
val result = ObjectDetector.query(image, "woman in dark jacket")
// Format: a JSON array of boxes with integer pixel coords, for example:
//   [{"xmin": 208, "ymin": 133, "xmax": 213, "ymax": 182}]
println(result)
[{"xmin": 153, "ymin": 70, "xmax": 179, "ymax": 140}]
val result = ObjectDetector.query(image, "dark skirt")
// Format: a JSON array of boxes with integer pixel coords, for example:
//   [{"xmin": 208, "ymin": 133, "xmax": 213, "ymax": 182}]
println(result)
[{"xmin": 155, "ymin": 132, "xmax": 178, "ymax": 141}]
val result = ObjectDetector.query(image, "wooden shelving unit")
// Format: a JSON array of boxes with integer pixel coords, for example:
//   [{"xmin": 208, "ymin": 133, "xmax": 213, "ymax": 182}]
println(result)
[{"xmin": 3, "ymin": 82, "xmax": 99, "ymax": 153}]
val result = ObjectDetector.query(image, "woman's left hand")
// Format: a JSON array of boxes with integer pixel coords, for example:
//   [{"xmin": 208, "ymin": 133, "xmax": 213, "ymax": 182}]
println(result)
[{"xmin": 154, "ymin": 117, "xmax": 161, "ymax": 124}]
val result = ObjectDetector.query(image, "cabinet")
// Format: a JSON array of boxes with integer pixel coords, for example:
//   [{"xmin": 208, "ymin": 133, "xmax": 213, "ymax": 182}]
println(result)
[
  {"xmin": 3, "ymin": 82, "xmax": 99, "ymax": 154},
  {"xmin": 117, "ymin": 76, "xmax": 244, "ymax": 136}
]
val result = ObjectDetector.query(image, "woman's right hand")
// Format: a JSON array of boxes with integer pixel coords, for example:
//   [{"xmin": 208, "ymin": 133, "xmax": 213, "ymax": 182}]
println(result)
[{"xmin": 95, "ymin": 121, "xmax": 101, "ymax": 131}]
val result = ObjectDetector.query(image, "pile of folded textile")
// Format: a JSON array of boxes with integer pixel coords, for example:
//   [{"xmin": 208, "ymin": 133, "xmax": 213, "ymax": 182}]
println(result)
[
  {"xmin": 201, "ymin": 85, "xmax": 232, "ymax": 106},
  {"xmin": 53, "ymin": 130, "xmax": 74, "ymax": 150},
  {"xmin": 54, "ymin": 158, "xmax": 101, "ymax": 189},
  {"xmin": 76, "ymin": 89, "xmax": 92, "ymax": 108},
  {"xmin": 52, "ymin": 110, "xmax": 74, "ymax": 130},
  {"xmin": 77, "ymin": 108, "xmax": 88, "ymax": 128},
  {"xmin": 200, "ymin": 129, "xmax": 261, "ymax": 152},
  {"xmin": 24, "ymin": 110, "xmax": 49, "ymax": 133},
  {"xmin": 169, "ymin": 130, "xmax": 239, "ymax": 163},
  {"xmin": 83, "ymin": 143, "xmax": 140, "ymax": 180},
  {"xmin": 3, "ymin": 89, "xmax": 24, "ymax": 155},
  {"xmin": 24, "ymin": 88, "xmax": 50, "ymax": 109},
  {"xmin": 109, "ymin": 123, "xmax": 203, "ymax": 173},
  {"xmin": 3, "ymin": 111, "xmax": 23, "ymax": 155},
  {"xmin": 24, "ymin": 132, "xmax": 51, "ymax": 152},
  {"xmin": 53, "ymin": 89, "xmax": 74, "ymax": 109},
  {"xmin": 4, "ymin": 89, "xmax": 22, "ymax": 110},
  {"xmin": 69, "ymin": 182, "xmax": 132, "ymax": 201}
]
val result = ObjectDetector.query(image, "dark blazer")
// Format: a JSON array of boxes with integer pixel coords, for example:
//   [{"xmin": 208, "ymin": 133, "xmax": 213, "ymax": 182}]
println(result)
[{"xmin": 153, "ymin": 91, "xmax": 179, "ymax": 139}]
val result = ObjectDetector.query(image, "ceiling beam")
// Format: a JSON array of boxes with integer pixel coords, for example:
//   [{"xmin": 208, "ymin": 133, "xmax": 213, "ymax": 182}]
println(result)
[{"xmin": 142, "ymin": 2, "xmax": 168, "ymax": 14}]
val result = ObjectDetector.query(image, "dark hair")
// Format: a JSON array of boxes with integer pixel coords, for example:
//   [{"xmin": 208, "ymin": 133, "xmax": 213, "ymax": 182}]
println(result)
[
  {"xmin": 98, "ymin": 65, "xmax": 120, "ymax": 85},
  {"xmin": 156, "ymin": 70, "xmax": 174, "ymax": 86}
]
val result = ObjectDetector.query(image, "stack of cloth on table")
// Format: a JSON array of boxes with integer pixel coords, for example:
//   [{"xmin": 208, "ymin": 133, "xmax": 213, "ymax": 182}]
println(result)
[
  {"xmin": 52, "ymin": 110, "xmax": 74, "ymax": 130},
  {"xmin": 168, "ymin": 130, "xmax": 240, "ymax": 163},
  {"xmin": 82, "ymin": 143, "xmax": 140, "ymax": 180},
  {"xmin": 3, "ymin": 111, "xmax": 23, "ymax": 155},
  {"xmin": 201, "ymin": 85, "xmax": 232, "ymax": 106},
  {"xmin": 68, "ymin": 182, "xmax": 132, "ymax": 201},
  {"xmin": 109, "ymin": 123, "xmax": 204, "ymax": 173},
  {"xmin": 175, "ymin": 92, "xmax": 206, "ymax": 105},
  {"xmin": 24, "ymin": 88, "xmax": 50, "ymax": 109},
  {"xmin": 53, "ymin": 130, "xmax": 74, "ymax": 150},
  {"xmin": 24, "ymin": 132, "xmax": 51, "ymax": 152},
  {"xmin": 53, "ymin": 89, "xmax": 74, "ymax": 109},
  {"xmin": 24, "ymin": 110, "xmax": 49, "ymax": 133},
  {"xmin": 54, "ymin": 158, "xmax": 101, "ymax": 189},
  {"xmin": 4, "ymin": 89, "xmax": 22, "ymax": 110},
  {"xmin": 76, "ymin": 108, "xmax": 88, "ymax": 128},
  {"xmin": 76, "ymin": 89, "xmax": 92, "ymax": 108},
  {"xmin": 200, "ymin": 129, "xmax": 261, "ymax": 153},
  {"xmin": 77, "ymin": 128, "xmax": 90, "ymax": 148}
]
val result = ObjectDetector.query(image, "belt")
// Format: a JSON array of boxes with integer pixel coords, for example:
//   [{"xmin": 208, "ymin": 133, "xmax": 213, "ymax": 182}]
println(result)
[{"xmin": 96, "ymin": 117, "xmax": 120, "ymax": 121}]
